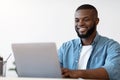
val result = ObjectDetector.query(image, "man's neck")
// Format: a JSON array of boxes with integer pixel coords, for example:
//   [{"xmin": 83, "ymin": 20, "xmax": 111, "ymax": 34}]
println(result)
[{"xmin": 81, "ymin": 32, "xmax": 96, "ymax": 46}]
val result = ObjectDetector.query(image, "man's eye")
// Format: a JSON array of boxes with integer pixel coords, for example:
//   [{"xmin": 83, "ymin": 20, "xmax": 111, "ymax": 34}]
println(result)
[{"xmin": 75, "ymin": 19, "xmax": 79, "ymax": 22}]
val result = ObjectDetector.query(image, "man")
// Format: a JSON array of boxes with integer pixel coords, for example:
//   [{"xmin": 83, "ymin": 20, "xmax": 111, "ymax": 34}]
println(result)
[{"xmin": 58, "ymin": 4, "xmax": 120, "ymax": 80}]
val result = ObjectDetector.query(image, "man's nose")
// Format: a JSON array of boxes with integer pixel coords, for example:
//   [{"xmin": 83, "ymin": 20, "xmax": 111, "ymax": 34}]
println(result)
[{"xmin": 78, "ymin": 20, "xmax": 84, "ymax": 27}]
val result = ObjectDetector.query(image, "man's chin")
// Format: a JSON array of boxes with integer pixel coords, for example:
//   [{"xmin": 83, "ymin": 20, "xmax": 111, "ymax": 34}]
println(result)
[{"xmin": 78, "ymin": 34, "xmax": 89, "ymax": 38}]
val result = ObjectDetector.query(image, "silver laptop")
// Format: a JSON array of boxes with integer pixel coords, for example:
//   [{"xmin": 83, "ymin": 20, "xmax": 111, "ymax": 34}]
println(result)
[{"xmin": 12, "ymin": 42, "xmax": 62, "ymax": 78}]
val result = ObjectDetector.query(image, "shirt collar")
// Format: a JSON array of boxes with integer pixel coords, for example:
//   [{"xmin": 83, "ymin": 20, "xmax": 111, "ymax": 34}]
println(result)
[
  {"xmin": 78, "ymin": 32, "xmax": 100, "ymax": 46},
  {"xmin": 91, "ymin": 32, "xmax": 100, "ymax": 45}
]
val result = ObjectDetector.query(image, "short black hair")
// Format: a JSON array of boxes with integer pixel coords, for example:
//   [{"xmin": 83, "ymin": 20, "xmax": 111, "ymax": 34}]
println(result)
[{"xmin": 76, "ymin": 4, "xmax": 98, "ymax": 17}]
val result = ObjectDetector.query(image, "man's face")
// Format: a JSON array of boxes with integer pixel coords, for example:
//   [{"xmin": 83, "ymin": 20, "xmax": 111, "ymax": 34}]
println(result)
[{"xmin": 75, "ymin": 9, "xmax": 98, "ymax": 39}]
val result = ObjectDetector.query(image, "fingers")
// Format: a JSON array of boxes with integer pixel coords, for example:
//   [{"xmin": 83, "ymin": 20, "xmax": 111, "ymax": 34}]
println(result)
[
  {"xmin": 62, "ymin": 68, "xmax": 70, "ymax": 78},
  {"xmin": 62, "ymin": 72, "xmax": 69, "ymax": 78},
  {"xmin": 61, "ymin": 68, "xmax": 80, "ymax": 79},
  {"xmin": 62, "ymin": 68, "xmax": 69, "ymax": 73}
]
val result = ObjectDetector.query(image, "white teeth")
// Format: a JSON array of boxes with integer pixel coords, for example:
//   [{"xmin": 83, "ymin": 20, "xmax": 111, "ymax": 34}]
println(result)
[{"xmin": 80, "ymin": 28, "xmax": 87, "ymax": 32}]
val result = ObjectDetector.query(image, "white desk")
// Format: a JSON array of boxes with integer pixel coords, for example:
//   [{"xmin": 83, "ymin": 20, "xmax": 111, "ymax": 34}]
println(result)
[
  {"xmin": 0, "ymin": 77, "xmax": 78, "ymax": 80},
  {"xmin": 1, "ymin": 77, "xmax": 97, "ymax": 80}
]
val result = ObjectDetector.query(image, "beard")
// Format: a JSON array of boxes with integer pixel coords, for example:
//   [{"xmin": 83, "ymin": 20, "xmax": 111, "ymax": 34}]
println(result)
[{"xmin": 75, "ymin": 23, "xmax": 96, "ymax": 39}]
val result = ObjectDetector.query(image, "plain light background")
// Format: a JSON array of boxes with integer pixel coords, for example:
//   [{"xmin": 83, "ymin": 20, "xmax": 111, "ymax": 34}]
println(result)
[{"xmin": 0, "ymin": 0, "xmax": 120, "ymax": 77}]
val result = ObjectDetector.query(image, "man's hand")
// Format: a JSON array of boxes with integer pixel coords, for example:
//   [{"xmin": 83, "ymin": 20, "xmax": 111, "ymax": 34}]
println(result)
[
  {"xmin": 62, "ymin": 68, "xmax": 81, "ymax": 78},
  {"xmin": 61, "ymin": 68, "xmax": 109, "ymax": 80}
]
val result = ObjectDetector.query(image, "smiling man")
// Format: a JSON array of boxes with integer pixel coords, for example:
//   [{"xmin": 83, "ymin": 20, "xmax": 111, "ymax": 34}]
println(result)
[{"xmin": 58, "ymin": 4, "xmax": 120, "ymax": 80}]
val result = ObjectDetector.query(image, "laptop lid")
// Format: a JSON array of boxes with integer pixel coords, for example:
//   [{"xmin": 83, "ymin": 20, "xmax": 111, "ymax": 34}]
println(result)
[{"xmin": 12, "ymin": 42, "xmax": 62, "ymax": 78}]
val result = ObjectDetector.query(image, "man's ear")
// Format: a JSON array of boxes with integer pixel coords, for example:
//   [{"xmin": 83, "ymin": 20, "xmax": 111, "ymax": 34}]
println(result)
[{"xmin": 95, "ymin": 18, "xmax": 99, "ymax": 25}]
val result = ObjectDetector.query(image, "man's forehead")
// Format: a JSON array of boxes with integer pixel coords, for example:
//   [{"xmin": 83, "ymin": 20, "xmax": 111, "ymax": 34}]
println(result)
[{"xmin": 75, "ymin": 9, "xmax": 95, "ymax": 16}]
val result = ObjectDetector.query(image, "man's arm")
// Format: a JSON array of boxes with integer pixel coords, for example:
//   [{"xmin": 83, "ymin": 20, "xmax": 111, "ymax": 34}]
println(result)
[{"xmin": 62, "ymin": 68, "xmax": 109, "ymax": 80}]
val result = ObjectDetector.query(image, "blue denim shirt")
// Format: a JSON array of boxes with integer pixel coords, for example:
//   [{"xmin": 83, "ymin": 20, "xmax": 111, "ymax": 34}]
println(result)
[{"xmin": 58, "ymin": 33, "xmax": 120, "ymax": 80}]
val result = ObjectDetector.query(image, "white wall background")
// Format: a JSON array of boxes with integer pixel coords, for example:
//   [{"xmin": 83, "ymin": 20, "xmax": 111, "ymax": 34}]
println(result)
[{"xmin": 0, "ymin": 0, "xmax": 120, "ymax": 77}]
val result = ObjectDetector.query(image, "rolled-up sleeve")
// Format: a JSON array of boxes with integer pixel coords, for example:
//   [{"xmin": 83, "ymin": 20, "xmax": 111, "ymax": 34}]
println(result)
[{"xmin": 102, "ymin": 41, "xmax": 120, "ymax": 80}]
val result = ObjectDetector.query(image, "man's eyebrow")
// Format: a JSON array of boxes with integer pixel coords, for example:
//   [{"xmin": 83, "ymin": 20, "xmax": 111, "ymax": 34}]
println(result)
[{"xmin": 75, "ymin": 16, "xmax": 90, "ymax": 19}]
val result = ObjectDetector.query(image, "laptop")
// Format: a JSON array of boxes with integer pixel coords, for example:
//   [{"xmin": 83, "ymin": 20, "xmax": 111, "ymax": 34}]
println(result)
[{"xmin": 12, "ymin": 42, "xmax": 62, "ymax": 78}]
